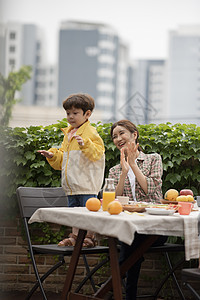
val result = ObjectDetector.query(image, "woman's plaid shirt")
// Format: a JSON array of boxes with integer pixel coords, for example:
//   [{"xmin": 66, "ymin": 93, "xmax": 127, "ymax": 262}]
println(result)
[{"xmin": 108, "ymin": 151, "xmax": 163, "ymax": 203}]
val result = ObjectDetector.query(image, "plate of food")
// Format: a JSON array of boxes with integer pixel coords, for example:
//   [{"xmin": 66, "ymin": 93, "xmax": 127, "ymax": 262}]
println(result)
[{"xmin": 145, "ymin": 207, "xmax": 176, "ymax": 215}]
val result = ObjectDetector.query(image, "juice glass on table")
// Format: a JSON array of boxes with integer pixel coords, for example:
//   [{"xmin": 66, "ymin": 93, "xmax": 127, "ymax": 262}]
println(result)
[{"xmin": 102, "ymin": 178, "xmax": 115, "ymax": 211}]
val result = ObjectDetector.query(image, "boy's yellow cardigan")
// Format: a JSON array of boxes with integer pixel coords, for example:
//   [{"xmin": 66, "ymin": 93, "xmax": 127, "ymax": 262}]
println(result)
[{"xmin": 47, "ymin": 121, "xmax": 105, "ymax": 195}]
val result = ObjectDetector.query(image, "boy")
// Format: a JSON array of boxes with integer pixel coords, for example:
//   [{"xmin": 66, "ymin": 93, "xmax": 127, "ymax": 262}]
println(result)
[{"xmin": 38, "ymin": 93, "xmax": 105, "ymax": 247}]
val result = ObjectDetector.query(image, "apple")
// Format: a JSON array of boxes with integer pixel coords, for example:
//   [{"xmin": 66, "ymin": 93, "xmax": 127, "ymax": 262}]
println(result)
[{"xmin": 180, "ymin": 189, "xmax": 193, "ymax": 196}]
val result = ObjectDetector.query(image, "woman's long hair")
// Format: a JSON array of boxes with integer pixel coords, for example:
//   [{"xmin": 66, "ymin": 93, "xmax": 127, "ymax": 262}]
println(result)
[{"xmin": 110, "ymin": 120, "xmax": 142, "ymax": 151}]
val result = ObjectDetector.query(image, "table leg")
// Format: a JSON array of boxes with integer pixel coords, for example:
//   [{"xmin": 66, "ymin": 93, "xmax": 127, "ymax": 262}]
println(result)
[
  {"xmin": 108, "ymin": 237, "xmax": 123, "ymax": 300},
  {"xmin": 94, "ymin": 235, "xmax": 158, "ymax": 299},
  {"xmin": 61, "ymin": 229, "xmax": 87, "ymax": 300},
  {"xmin": 67, "ymin": 237, "xmax": 122, "ymax": 300}
]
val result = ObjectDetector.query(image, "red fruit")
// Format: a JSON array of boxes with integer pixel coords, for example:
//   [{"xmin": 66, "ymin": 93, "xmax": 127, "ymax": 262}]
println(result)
[{"xmin": 180, "ymin": 189, "xmax": 193, "ymax": 196}]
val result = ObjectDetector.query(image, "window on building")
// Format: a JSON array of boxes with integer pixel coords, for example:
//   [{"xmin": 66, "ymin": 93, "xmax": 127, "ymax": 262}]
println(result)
[
  {"xmin": 35, "ymin": 95, "xmax": 45, "ymax": 101},
  {"xmin": 100, "ymin": 34, "xmax": 111, "ymax": 41},
  {"xmin": 36, "ymin": 42, "xmax": 41, "ymax": 50},
  {"xmin": 36, "ymin": 82, "xmax": 46, "ymax": 88},
  {"xmin": 36, "ymin": 55, "xmax": 40, "ymax": 63},
  {"xmin": 9, "ymin": 59, "xmax": 15, "ymax": 66},
  {"xmin": 101, "ymin": 48, "xmax": 112, "ymax": 55},
  {"xmin": 36, "ymin": 69, "xmax": 46, "ymax": 75},
  {"xmin": 10, "ymin": 32, "xmax": 16, "ymax": 40},
  {"xmin": 99, "ymin": 91, "xmax": 112, "ymax": 97},
  {"xmin": 100, "ymin": 63, "xmax": 109, "ymax": 68},
  {"xmin": 9, "ymin": 45, "xmax": 16, "ymax": 53}
]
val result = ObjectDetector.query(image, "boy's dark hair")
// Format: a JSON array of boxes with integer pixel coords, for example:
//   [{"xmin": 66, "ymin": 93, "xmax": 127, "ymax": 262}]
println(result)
[{"xmin": 63, "ymin": 93, "xmax": 95, "ymax": 114}]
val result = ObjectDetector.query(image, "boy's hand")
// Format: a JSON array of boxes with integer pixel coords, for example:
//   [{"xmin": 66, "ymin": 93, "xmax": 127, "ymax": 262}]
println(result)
[
  {"xmin": 73, "ymin": 135, "xmax": 84, "ymax": 146},
  {"xmin": 37, "ymin": 150, "xmax": 54, "ymax": 158}
]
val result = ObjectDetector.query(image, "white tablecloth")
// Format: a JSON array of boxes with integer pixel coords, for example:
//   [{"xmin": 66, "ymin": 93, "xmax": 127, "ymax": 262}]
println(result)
[{"xmin": 29, "ymin": 207, "xmax": 200, "ymax": 261}]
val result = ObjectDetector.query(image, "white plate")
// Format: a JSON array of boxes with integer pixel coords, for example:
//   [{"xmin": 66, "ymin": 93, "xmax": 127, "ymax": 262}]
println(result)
[{"xmin": 146, "ymin": 208, "xmax": 175, "ymax": 215}]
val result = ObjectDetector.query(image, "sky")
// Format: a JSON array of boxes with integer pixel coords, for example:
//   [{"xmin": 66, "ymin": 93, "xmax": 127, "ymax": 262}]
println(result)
[{"xmin": 0, "ymin": 0, "xmax": 200, "ymax": 63}]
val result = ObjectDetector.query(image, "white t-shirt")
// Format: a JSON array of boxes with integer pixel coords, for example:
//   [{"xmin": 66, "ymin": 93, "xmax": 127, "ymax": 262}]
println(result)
[{"xmin": 127, "ymin": 167, "xmax": 136, "ymax": 201}]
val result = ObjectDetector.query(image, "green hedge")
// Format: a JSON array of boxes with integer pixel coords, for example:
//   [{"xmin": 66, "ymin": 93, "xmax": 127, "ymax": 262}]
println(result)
[{"xmin": 0, "ymin": 121, "xmax": 200, "ymax": 215}]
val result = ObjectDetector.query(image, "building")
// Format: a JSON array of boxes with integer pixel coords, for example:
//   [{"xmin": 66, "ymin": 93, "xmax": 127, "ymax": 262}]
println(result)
[
  {"xmin": 35, "ymin": 64, "xmax": 57, "ymax": 107},
  {"xmin": 147, "ymin": 61, "xmax": 168, "ymax": 123},
  {"xmin": 0, "ymin": 22, "xmax": 38, "ymax": 105},
  {"xmin": 167, "ymin": 25, "xmax": 200, "ymax": 125},
  {"xmin": 126, "ymin": 25, "xmax": 200, "ymax": 126},
  {"xmin": 126, "ymin": 60, "xmax": 166, "ymax": 125},
  {"xmin": 58, "ymin": 21, "xmax": 129, "ymax": 122},
  {"xmin": 0, "ymin": 22, "xmax": 57, "ymax": 107}
]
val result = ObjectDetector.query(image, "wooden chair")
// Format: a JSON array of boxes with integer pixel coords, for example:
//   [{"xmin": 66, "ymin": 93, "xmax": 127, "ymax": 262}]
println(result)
[{"xmin": 16, "ymin": 186, "xmax": 109, "ymax": 300}]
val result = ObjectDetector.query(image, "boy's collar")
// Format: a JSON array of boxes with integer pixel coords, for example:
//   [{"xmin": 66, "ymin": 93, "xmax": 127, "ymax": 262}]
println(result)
[
  {"xmin": 61, "ymin": 120, "xmax": 90, "ymax": 134},
  {"xmin": 75, "ymin": 119, "xmax": 89, "ymax": 129}
]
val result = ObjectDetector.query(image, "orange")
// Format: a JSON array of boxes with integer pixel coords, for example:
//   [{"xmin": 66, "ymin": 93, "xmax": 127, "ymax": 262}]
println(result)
[
  {"xmin": 107, "ymin": 200, "xmax": 122, "ymax": 215},
  {"xmin": 86, "ymin": 198, "xmax": 101, "ymax": 212},
  {"xmin": 164, "ymin": 189, "xmax": 179, "ymax": 201}
]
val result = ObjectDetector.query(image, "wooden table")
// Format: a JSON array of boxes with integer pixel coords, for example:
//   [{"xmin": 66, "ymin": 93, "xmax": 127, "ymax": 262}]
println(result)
[{"xmin": 29, "ymin": 207, "xmax": 200, "ymax": 300}]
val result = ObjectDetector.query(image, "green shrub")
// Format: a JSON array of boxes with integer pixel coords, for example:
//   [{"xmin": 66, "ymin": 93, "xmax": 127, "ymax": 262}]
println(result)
[
  {"xmin": 0, "ymin": 121, "xmax": 200, "ymax": 216},
  {"xmin": 138, "ymin": 123, "xmax": 200, "ymax": 194}
]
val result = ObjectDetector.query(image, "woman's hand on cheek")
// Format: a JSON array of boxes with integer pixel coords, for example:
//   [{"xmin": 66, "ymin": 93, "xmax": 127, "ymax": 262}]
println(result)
[{"xmin": 120, "ymin": 148, "xmax": 129, "ymax": 174}]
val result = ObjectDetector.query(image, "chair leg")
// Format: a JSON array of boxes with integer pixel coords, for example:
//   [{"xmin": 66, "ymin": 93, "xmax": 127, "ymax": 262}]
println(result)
[
  {"xmin": 183, "ymin": 282, "xmax": 200, "ymax": 300},
  {"xmin": 153, "ymin": 252, "xmax": 185, "ymax": 300},
  {"xmin": 26, "ymin": 258, "xmax": 48, "ymax": 300},
  {"xmin": 137, "ymin": 252, "xmax": 185, "ymax": 300},
  {"xmin": 82, "ymin": 254, "xmax": 97, "ymax": 292},
  {"xmin": 75, "ymin": 256, "xmax": 110, "ymax": 293},
  {"xmin": 26, "ymin": 256, "xmax": 65, "ymax": 300}
]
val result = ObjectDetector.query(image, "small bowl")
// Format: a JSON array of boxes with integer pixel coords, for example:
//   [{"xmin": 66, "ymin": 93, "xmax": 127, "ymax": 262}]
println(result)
[{"xmin": 116, "ymin": 196, "xmax": 129, "ymax": 205}]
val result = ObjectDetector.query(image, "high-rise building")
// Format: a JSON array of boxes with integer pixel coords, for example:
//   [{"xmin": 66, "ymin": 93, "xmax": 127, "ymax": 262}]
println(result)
[
  {"xmin": 0, "ymin": 24, "xmax": 6, "ymax": 75},
  {"xmin": 168, "ymin": 25, "xmax": 200, "ymax": 125},
  {"xmin": 0, "ymin": 22, "xmax": 57, "ymax": 107},
  {"xmin": 147, "ymin": 61, "xmax": 167, "ymax": 123},
  {"xmin": 58, "ymin": 21, "xmax": 129, "ymax": 121},
  {"xmin": 126, "ymin": 60, "xmax": 166, "ymax": 125},
  {"xmin": 35, "ymin": 64, "xmax": 58, "ymax": 107},
  {"xmin": 0, "ymin": 23, "xmax": 38, "ymax": 105}
]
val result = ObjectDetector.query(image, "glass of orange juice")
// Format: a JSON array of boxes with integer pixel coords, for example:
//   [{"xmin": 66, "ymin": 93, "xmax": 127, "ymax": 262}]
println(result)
[{"xmin": 102, "ymin": 178, "xmax": 115, "ymax": 211}]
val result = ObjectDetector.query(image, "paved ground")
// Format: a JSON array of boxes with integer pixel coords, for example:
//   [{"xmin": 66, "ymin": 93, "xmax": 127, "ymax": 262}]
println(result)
[
  {"xmin": 0, "ymin": 291, "xmax": 165, "ymax": 300},
  {"xmin": 0, "ymin": 291, "xmax": 61, "ymax": 300}
]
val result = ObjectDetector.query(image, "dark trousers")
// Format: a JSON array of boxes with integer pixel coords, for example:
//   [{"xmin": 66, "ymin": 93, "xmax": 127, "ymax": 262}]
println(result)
[{"xmin": 119, "ymin": 233, "xmax": 168, "ymax": 300}]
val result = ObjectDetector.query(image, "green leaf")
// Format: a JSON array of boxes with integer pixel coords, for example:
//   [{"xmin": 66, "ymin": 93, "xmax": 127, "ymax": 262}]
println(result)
[
  {"xmin": 14, "ymin": 155, "xmax": 27, "ymax": 166},
  {"xmin": 25, "ymin": 151, "xmax": 36, "ymax": 161},
  {"xmin": 30, "ymin": 161, "xmax": 45, "ymax": 168},
  {"xmin": 181, "ymin": 169, "xmax": 193, "ymax": 180},
  {"xmin": 43, "ymin": 169, "xmax": 53, "ymax": 176},
  {"xmin": 163, "ymin": 161, "xmax": 174, "ymax": 170},
  {"xmin": 165, "ymin": 173, "xmax": 181, "ymax": 185}
]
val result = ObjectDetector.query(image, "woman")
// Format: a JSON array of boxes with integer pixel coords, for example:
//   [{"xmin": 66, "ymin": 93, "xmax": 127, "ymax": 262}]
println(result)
[{"xmin": 109, "ymin": 120, "xmax": 167, "ymax": 300}]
